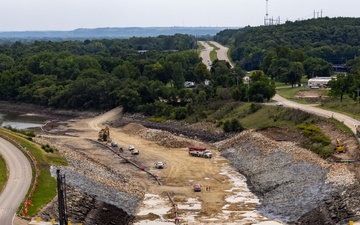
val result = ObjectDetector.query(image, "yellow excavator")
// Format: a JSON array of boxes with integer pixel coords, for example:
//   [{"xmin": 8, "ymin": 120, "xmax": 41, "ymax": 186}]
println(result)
[
  {"xmin": 98, "ymin": 126, "xmax": 111, "ymax": 142},
  {"xmin": 335, "ymin": 138, "xmax": 346, "ymax": 154}
]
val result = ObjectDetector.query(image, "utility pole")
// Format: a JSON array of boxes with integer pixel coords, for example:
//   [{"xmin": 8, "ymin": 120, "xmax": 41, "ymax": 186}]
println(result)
[{"xmin": 57, "ymin": 169, "xmax": 68, "ymax": 225}]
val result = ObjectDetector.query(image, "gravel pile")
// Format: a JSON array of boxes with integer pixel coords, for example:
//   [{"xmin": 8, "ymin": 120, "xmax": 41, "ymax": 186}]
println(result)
[
  {"xmin": 137, "ymin": 128, "xmax": 194, "ymax": 148},
  {"xmin": 35, "ymin": 137, "xmax": 145, "ymax": 198},
  {"xmin": 34, "ymin": 136, "xmax": 143, "ymax": 223},
  {"xmin": 113, "ymin": 115, "xmax": 232, "ymax": 142},
  {"xmin": 50, "ymin": 166, "xmax": 141, "ymax": 215},
  {"xmin": 216, "ymin": 130, "xmax": 357, "ymax": 223}
]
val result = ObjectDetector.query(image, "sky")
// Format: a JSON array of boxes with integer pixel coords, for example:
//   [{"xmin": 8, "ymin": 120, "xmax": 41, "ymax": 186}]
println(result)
[{"xmin": 0, "ymin": 0, "xmax": 359, "ymax": 31}]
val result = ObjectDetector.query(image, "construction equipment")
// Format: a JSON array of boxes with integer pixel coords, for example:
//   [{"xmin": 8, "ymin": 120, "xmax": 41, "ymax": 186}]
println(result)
[
  {"xmin": 335, "ymin": 138, "xmax": 346, "ymax": 154},
  {"xmin": 98, "ymin": 126, "xmax": 111, "ymax": 142},
  {"xmin": 128, "ymin": 145, "xmax": 139, "ymax": 155},
  {"xmin": 188, "ymin": 146, "xmax": 212, "ymax": 158},
  {"xmin": 155, "ymin": 162, "xmax": 165, "ymax": 169}
]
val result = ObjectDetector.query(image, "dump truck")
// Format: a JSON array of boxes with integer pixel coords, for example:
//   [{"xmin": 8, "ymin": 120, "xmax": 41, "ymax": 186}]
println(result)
[{"xmin": 188, "ymin": 146, "xmax": 212, "ymax": 158}]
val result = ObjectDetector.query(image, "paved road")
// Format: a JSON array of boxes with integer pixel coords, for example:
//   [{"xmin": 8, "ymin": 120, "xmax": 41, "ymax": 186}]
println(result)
[
  {"xmin": 273, "ymin": 94, "xmax": 360, "ymax": 135},
  {"xmin": 198, "ymin": 41, "xmax": 234, "ymax": 70},
  {"xmin": 198, "ymin": 41, "xmax": 213, "ymax": 70},
  {"xmin": 0, "ymin": 138, "xmax": 32, "ymax": 224},
  {"xmin": 209, "ymin": 41, "xmax": 234, "ymax": 68}
]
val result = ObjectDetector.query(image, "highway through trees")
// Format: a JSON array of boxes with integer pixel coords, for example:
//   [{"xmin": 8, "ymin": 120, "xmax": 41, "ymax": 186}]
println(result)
[
  {"xmin": 209, "ymin": 41, "xmax": 234, "ymax": 68},
  {"xmin": 198, "ymin": 41, "xmax": 234, "ymax": 70},
  {"xmin": 0, "ymin": 137, "xmax": 32, "ymax": 224}
]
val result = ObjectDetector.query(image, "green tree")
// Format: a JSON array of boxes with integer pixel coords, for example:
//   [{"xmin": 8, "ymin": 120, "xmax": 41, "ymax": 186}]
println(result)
[
  {"xmin": 328, "ymin": 73, "xmax": 352, "ymax": 102},
  {"xmin": 248, "ymin": 70, "xmax": 276, "ymax": 102},
  {"xmin": 303, "ymin": 57, "xmax": 333, "ymax": 78},
  {"xmin": 0, "ymin": 54, "xmax": 15, "ymax": 72},
  {"xmin": 194, "ymin": 62, "xmax": 210, "ymax": 83},
  {"xmin": 286, "ymin": 62, "xmax": 304, "ymax": 87},
  {"xmin": 171, "ymin": 62, "xmax": 185, "ymax": 89}
]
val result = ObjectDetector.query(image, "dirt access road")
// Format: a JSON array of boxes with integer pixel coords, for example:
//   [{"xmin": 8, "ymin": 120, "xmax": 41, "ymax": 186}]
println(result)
[{"xmin": 63, "ymin": 107, "xmax": 281, "ymax": 224}]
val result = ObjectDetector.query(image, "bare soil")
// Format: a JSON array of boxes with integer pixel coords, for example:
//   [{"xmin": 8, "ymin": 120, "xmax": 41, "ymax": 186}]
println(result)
[
  {"xmin": 294, "ymin": 89, "xmax": 329, "ymax": 103},
  {"xmin": 8, "ymin": 102, "xmax": 359, "ymax": 224}
]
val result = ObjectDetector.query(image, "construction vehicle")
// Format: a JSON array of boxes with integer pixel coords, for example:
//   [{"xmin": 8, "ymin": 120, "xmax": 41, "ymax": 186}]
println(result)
[
  {"xmin": 98, "ymin": 126, "xmax": 111, "ymax": 142},
  {"xmin": 188, "ymin": 146, "xmax": 212, "ymax": 158},
  {"xmin": 128, "ymin": 145, "xmax": 139, "ymax": 155},
  {"xmin": 193, "ymin": 184, "xmax": 201, "ymax": 192},
  {"xmin": 335, "ymin": 138, "xmax": 346, "ymax": 154},
  {"xmin": 111, "ymin": 141, "xmax": 118, "ymax": 147}
]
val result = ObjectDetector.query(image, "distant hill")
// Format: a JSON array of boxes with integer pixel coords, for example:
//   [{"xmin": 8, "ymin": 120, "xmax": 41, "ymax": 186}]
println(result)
[{"xmin": 0, "ymin": 27, "xmax": 240, "ymax": 41}]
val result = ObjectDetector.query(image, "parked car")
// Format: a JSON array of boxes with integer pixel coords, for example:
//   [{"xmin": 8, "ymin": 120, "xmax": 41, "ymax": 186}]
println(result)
[
  {"xmin": 111, "ymin": 141, "xmax": 118, "ymax": 147},
  {"xmin": 193, "ymin": 184, "xmax": 201, "ymax": 192},
  {"xmin": 154, "ymin": 162, "xmax": 165, "ymax": 169},
  {"xmin": 276, "ymin": 102, "xmax": 283, "ymax": 106}
]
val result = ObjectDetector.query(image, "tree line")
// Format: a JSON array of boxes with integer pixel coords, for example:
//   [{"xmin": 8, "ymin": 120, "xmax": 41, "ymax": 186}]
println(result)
[
  {"xmin": 0, "ymin": 34, "xmax": 276, "ymax": 124},
  {"xmin": 214, "ymin": 17, "xmax": 360, "ymax": 92}
]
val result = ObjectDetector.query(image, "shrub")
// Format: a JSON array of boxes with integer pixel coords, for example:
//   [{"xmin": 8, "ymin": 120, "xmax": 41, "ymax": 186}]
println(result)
[
  {"xmin": 249, "ymin": 103, "xmax": 262, "ymax": 113},
  {"xmin": 41, "ymin": 144, "xmax": 54, "ymax": 153},
  {"xmin": 223, "ymin": 118, "xmax": 244, "ymax": 133}
]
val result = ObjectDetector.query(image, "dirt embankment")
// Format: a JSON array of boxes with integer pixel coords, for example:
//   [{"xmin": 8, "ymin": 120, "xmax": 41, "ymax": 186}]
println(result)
[
  {"xmin": 217, "ymin": 130, "xmax": 360, "ymax": 224},
  {"xmin": 0, "ymin": 101, "xmax": 98, "ymax": 120}
]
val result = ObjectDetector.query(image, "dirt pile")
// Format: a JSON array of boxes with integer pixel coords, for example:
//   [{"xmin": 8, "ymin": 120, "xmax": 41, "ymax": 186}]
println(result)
[
  {"xmin": 216, "ymin": 130, "xmax": 359, "ymax": 224},
  {"xmin": 136, "ymin": 128, "xmax": 207, "ymax": 148},
  {"xmin": 112, "ymin": 114, "xmax": 231, "ymax": 143}
]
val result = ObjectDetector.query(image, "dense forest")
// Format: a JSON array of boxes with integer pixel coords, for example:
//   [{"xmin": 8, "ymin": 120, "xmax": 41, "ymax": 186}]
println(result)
[
  {"xmin": 2, "ymin": 17, "xmax": 360, "ymax": 126},
  {"xmin": 213, "ymin": 17, "xmax": 360, "ymax": 95},
  {"xmin": 0, "ymin": 33, "xmax": 270, "ymax": 129},
  {"xmin": 214, "ymin": 17, "xmax": 360, "ymax": 71}
]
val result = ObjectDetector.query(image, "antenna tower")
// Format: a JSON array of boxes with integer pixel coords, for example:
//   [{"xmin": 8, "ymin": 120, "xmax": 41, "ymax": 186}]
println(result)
[{"xmin": 264, "ymin": 0, "xmax": 280, "ymax": 26}]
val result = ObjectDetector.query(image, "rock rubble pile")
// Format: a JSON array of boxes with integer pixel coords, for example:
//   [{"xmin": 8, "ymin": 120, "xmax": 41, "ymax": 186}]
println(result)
[{"xmin": 216, "ymin": 130, "xmax": 358, "ymax": 223}]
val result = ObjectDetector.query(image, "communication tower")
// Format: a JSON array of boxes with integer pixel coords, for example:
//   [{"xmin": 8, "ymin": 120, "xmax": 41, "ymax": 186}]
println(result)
[{"xmin": 264, "ymin": 0, "xmax": 280, "ymax": 26}]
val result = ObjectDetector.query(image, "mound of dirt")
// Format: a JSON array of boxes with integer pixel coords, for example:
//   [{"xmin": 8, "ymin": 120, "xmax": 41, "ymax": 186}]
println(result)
[
  {"xmin": 120, "ymin": 123, "xmax": 146, "ymax": 135},
  {"xmin": 112, "ymin": 114, "xmax": 232, "ymax": 143},
  {"xmin": 136, "ymin": 128, "xmax": 196, "ymax": 148},
  {"xmin": 293, "ymin": 90, "xmax": 328, "ymax": 103}
]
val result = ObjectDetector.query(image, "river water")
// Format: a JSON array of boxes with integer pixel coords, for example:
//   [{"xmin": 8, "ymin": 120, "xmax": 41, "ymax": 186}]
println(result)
[{"xmin": 0, "ymin": 111, "xmax": 50, "ymax": 129}]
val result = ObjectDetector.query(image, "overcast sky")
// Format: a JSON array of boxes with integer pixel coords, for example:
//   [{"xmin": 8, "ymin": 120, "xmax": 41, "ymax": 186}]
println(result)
[{"xmin": 1, "ymin": 0, "xmax": 359, "ymax": 31}]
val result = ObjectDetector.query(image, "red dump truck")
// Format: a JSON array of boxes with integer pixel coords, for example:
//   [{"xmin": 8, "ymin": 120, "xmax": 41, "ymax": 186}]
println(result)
[{"xmin": 188, "ymin": 146, "xmax": 212, "ymax": 158}]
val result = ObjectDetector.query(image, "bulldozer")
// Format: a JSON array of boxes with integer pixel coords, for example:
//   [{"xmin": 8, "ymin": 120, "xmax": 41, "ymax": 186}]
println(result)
[
  {"xmin": 98, "ymin": 126, "xmax": 111, "ymax": 142},
  {"xmin": 335, "ymin": 138, "xmax": 346, "ymax": 154}
]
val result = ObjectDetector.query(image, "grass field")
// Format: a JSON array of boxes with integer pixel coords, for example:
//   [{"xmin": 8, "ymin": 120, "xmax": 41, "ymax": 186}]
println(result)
[
  {"xmin": 0, "ymin": 128, "xmax": 67, "ymax": 216},
  {"xmin": 0, "ymin": 155, "xmax": 7, "ymax": 194}
]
